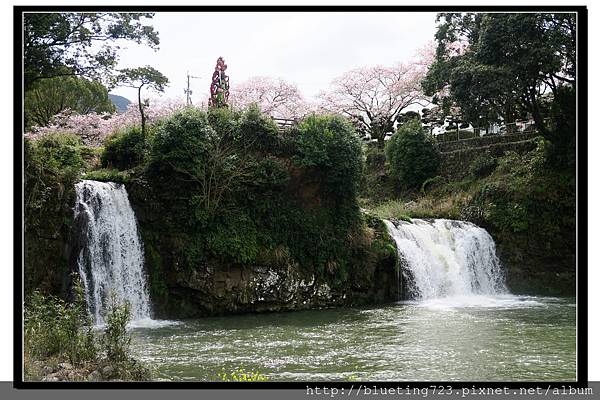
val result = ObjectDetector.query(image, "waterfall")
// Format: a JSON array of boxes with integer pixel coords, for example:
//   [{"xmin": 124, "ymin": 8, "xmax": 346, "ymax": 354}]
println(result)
[
  {"xmin": 384, "ymin": 219, "xmax": 507, "ymax": 301},
  {"xmin": 73, "ymin": 180, "xmax": 152, "ymax": 325}
]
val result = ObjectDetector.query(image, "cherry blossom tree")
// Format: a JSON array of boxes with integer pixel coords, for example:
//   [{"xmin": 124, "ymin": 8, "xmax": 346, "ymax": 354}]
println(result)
[
  {"xmin": 229, "ymin": 76, "xmax": 311, "ymax": 120},
  {"xmin": 318, "ymin": 48, "xmax": 433, "ymax": 143},
  {"xmin": 25, "ymin": 99, "xmax": 186, "ymax": 147}
]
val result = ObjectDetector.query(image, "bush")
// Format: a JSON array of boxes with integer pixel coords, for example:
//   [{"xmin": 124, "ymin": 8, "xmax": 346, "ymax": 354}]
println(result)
[
  {"xmin": 84, "ymin": 168, "xmax": 130, "ymax": 183},
  {"xmin": 236, "ymin": 104, "xmax": 281, "ymax": 153},
  {"xmin": 24, "ymin": 281, "xmax": 96, "ymax": 365},
  {"xmin": 24, "ymin": 284, "xmax": 151, "ymax": 381},
  {"xmin": 469, "ymin": 153, "xmax": 497, "ymax": 178},
  {"xmin": 101, "ymin": 126, "xmax": 149, "ymax": 170},
  {"xmin": 102, "ymin": 299, "xmax": 132, "ymax": 363},
  {"xmin": 148, "ymin": 108, "xmax": 215, "ymax": 178},
  {"xmin": 385, "ymin": 119, "xmax": 440, "ymax": 189},
  {"xmin": 293, "ymin": 114, "xmax": 363, "ymax": 199},
  {"xmin": 24, "ymin": 133, "xmax": 87, "ymax": 295}
]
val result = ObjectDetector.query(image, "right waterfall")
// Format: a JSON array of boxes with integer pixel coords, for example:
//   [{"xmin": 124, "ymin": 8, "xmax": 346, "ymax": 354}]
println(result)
[{"xmin": 384, "ymin": 219, "xmax": 507, "ymax": 300}]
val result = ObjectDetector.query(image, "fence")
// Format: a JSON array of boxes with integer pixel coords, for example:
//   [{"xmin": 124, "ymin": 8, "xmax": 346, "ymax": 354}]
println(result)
[
  {"xmin": 272, "ymin": 118, "xmax": 297, "ymax": 131},
  {"xmin": 433, "ymin": 121, "xmax": 537, "ymax": 143}
]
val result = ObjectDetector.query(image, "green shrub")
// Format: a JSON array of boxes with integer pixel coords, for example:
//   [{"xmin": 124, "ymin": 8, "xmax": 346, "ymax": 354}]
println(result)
[
  {"xmin": 236, "ymin": 104, "xmax": 281, "ymax": 152},
  {"xmin": 24, "ymin": 280, "xmax": 96, "ymax": 365},
  {"xmin": 385, "ymin": 119, "xmax": 440, "ymax": 189},
  {"xmin": 294, "ymin": 114, "xmax": 363, "ymax": 199},
  {"xmin": 101, "ymin": 126, "xmax": 149, "ymax": 170},
  {"xmin": 147, "ymin": 107, "xmax": 215, "ymax": 189},
  {"xmin": 102, "ymin": 299, "xmax": 131, "ymax": 363},
  {"xmin": 469, "ymin": 153, "xmax": 497, "ymax": 178},
  {"xmin": 84, "ymin": 168, "xmax": 130, "ymax": 183},
  {"xmin": 420, "ymin": 175, "xmax": 446, "ymax": 194},
  {"xmin": 24, "ymin": 285, "xmax": 151, "ymax": 381},
  {"xmin": 24, "ymin": 133, "xmax": 87, "ymax": 295},
  {"xmin": 25, "ymin": 134, "xmax": 85, "ymax": 227}
]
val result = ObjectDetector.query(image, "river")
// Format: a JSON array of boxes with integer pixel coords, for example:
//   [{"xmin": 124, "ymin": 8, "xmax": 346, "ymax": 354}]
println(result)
[{"xmin": 130, "ymin": 295, "xmax": 575, "ymax": 381}]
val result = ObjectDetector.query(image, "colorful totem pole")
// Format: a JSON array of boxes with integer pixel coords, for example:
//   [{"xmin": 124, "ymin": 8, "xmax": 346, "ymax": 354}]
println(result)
[{"xmin": 209, "ymin": 57, "xmax": 230, "ymax": 108}]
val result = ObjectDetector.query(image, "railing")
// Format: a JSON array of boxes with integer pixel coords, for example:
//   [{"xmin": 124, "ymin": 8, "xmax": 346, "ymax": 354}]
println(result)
[
  {"xmin": 433, "ymin": 121, "xmax": 537, "ymax": 143},
  {"xmin": 272, "ymin": 118, "xmax": 297, "ymax": 131}
]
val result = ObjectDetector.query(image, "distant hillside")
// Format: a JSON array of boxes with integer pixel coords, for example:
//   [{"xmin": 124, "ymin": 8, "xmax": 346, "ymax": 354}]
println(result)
[{"xmin": 109, "ymin": 94, "xmax": 131, "ymax": 113}]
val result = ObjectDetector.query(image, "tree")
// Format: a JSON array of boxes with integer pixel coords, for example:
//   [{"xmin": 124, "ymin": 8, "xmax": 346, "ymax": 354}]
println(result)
[
  {"xmin": 230, "ymin": 76, "xmax": 310, "ymax": 120},
  {"xmin": 23, "ymin": 13, "xmax": 159, "ymax": 89},
  {"xmin": 422, "ymin": 13, "xmax": 576, "ymax": 136},
  {"xmin": 24, "ymin": 76, "xmax": 115, "ymax": 128},
  {"xmin": 318, "ymin": 50, "xmax": 432, "ymax": 144},
  {"xmin": 385, "ymin": 119, "xmax": 440, "ymax": 189},
  {"xmin": 25, "ymin": 99, "xmax": 184, "ymax": 147},
  {"xmin": 116, "ymin": 66, "xmax": 169, "ymax": 136}
]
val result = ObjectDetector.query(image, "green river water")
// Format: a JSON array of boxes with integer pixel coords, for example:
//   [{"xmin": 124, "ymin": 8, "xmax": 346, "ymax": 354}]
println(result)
[{"xmin": 130, "ymin": 295, "xmax": 576, "ymax": 382}]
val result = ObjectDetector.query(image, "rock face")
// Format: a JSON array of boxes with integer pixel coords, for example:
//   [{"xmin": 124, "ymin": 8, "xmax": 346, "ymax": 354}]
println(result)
[
  {"xmin": 163, "ymin": 260, "xmax": 397, "ymax": 318},
  {"xmin": 127, "ymin": 179, "xmax": 399, "ymax": 319}
]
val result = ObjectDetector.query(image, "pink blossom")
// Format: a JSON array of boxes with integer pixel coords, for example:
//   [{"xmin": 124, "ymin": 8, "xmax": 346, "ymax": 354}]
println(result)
[
  {"xmin": 229, "ymin": 76, "xmax": 311, "ymax": 120},
  {"xmin": 317, "ymin": 53, "xmax": 431, "ymax": 136},
  {"xmin": 25, "ymin": 99, "xmax": 187, "ymax": 147}
]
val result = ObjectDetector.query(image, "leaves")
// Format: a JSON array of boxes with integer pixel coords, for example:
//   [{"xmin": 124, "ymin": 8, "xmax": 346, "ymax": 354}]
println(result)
[
  {"xmin": 116, "ymin": 66, "xmax": 169, "ymax": 91},
  {"xmin": 25, "ymin": 76, "xmax": 115, "ymax": 128},
  {"xmin": 24, "ymin": 13, "xmax": 160, "ymax": 89}
]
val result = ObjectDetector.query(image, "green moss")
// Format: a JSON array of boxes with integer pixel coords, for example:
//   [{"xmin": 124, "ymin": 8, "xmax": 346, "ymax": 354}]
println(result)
[{"xmin": 83, "ymin": 168, "xmax": 130, "ymax": 183}]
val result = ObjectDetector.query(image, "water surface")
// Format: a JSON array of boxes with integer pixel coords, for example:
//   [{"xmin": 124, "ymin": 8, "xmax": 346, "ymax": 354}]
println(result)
[{"xmin": 131, "ymin": 295, "xmax": 576, "ymax": 381}]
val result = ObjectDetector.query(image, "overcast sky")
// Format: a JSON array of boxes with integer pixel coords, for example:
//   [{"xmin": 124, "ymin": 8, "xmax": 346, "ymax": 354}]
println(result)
[{"xmin": 109, "ymin": 12, "xmax": 438, "ymax": 105}]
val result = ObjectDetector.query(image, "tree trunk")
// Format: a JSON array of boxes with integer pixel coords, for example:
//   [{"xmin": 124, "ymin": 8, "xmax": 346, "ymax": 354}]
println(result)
[
  {"xmin": 528, "ymin": 87, "xmax": 548, "ymax": 137},
  {"xmin": 138, "ymin": 85, "xmax": 146, "ymax": 136}
]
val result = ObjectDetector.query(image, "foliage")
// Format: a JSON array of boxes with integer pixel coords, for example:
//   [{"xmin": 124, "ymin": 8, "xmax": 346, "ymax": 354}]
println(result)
[
  {"xmin": 138, "ymin": 108, "xmax": 366, "ymax": 280},
  {"xmin": 101, "ymin": 126, "xmax": 150, "ymax": 170},
  {"xmin": 420, "ymin": 175, "xmax": 446, "ymax": 194},
  {"xmin": 293, "ymin": 114, "xmax": 363, "ymax": 199},
  {"xmin": 24, "ymin": 133, "xmax": 85, "ymax": 231},
  {"xmin": 26, "ymin": 100, "xmax": 185, "ymax": 147},
  {"xmin": 385, "ymin": 119, "xmax": 441, "ymax": 189},
  {"xmin": 422, "ymin": 12, "xmax": 576, "ymax": 157},
  {"xmin": 101, "ymin": 300, "xmax": 131, "ymax": 363},
  {"xmin": 24, "ymin": 12, "xmax": 159, "ymax": 89},
  {"xmin": 218, "ymin": 367, "xmax": 269, "ymax": 382},
  {"xmin": 25, "ymin": 76, "xmax": 115, "ymax": 128},
  {"xmin": 236, "ymin": 104, "xmax": 282, "ymax": 153},
  {"xmin": 83, "ymin": 168, "xmax": 130, "ymax": 184},
  {"xmin": 24, "ymin": 284, "xmax": 151, "ymax": 381},
  {"xmin": 24, "ymin": 280, "xmax": 96, "ymax": 365},
  {"xmin": 116, "ymin": 66, "xmax": 169, "ymax": 135},
  {"xmin": 469, "ymin": 153, "xmax": 497, "ymax": 178}
]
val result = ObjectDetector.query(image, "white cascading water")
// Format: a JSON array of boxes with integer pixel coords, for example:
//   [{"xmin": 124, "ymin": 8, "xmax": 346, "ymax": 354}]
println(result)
[
  {"xmin": 384, "ymin": 219, "xmax": 507, "ymax": 302},
  {"xmin": 74, "ymin": 180, "xmax": 152, "ymax": 325}
]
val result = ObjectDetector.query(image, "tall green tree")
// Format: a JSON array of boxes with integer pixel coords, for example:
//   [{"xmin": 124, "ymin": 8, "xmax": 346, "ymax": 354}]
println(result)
[
  {"xmin": 24, "ymin": 76, "xmax": 115, "ymax": 128},
  {"xmin": 23, "ymin": 13, "xmax": 159, "ymax": 89},
  {"xmin": 116, "ymin": 66, "xmax": 169, "ymax": 135},
  {"xmin": 422, "ymin": 13, "xmax": 576, "ymax": 136},
  {"xmin": 385, "ymin": 119, "xmax": 440, "ymax": 190}
]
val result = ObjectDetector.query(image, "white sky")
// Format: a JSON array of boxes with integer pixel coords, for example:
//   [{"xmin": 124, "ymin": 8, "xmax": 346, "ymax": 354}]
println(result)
[{"xmin": 109, "ymin": 12, "xmax": 437, "ymax": 104}]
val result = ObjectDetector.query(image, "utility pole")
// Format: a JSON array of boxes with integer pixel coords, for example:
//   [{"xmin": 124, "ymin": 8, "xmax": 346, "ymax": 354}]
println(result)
[{"xmin": 184, "ymin": 71, "xmax": 201, "ymax": 106}]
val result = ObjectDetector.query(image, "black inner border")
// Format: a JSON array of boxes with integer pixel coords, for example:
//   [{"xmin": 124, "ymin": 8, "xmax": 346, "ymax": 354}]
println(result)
[{"xmin": 13, "ymin": 4, "xmax": 589, "ymax": 390}]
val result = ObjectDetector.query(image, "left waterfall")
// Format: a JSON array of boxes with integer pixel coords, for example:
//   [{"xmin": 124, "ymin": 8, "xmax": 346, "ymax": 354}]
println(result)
[{"xmin": 73, "ymin": 180, "xmax": 152, "ymax": 325}]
